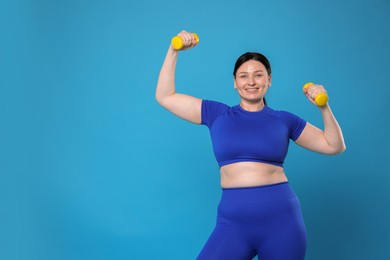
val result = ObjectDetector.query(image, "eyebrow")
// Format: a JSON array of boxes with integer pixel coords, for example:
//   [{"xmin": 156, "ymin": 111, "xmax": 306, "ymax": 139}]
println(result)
[{"xmin": 238, "ymin": 70, "xmax": 264, "ymax": 74}]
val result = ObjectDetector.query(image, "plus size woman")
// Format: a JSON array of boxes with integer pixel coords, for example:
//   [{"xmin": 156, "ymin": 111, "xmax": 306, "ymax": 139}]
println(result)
[{"xmin": 156, "ymin": 31, "xmax": 346, "ymax": 260}]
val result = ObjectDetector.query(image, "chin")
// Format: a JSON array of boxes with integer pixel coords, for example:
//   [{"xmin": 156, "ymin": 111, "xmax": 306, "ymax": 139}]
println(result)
[{"xmin": 241, "ymin": 95, "xmax": 263, "ymax": 103}]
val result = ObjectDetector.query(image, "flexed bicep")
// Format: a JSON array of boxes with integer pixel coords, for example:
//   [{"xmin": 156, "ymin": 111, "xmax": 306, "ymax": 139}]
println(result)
[
  {"xmin": 295, "ymin": 122, "xmax": 340, "ymax": 155},
  {"xmin": 158, "ymin": 93, "xmax": 202, "ymax": 124}
]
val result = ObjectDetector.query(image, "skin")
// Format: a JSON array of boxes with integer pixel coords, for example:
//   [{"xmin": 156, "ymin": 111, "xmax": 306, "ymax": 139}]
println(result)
[
  {"xmin": 156, "ymin": 30, "xmax": 346, "ymax": 188},
  {"xmin": 234, "ymin": 59, "xmax": 271, "ymax": 112}
]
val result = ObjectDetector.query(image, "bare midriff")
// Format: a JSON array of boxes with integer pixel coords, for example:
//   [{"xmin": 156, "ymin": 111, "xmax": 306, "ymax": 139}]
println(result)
[{"xmin": 220, "ymin": 161, "xmax": 288, "ymax": 188}]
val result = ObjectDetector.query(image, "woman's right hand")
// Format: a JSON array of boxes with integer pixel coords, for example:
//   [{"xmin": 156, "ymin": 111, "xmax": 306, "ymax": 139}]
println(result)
[{"xmin": 171, "ymin": 30, "xmax": 198, "ymax": 51}]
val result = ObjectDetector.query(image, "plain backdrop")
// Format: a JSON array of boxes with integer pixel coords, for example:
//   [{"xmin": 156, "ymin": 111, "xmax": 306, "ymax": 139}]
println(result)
[{"xmin": 1, "ymin": 0, "xmax": 389, "ymax": 259}]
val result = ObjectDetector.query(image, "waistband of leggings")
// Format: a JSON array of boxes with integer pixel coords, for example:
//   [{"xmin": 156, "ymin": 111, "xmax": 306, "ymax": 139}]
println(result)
[
  {"xmin": 220, "ymin": 182, "xmax": 297, "ymax": 204},
  {"xmin": 222, "ymin": 181, "xmax": 289, "ymax": 191}
]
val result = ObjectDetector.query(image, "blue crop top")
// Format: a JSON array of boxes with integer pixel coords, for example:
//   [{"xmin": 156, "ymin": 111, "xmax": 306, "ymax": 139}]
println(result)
[{"xmin": 201, "ymin": 99, "xmax": 307, "ymax": 168}]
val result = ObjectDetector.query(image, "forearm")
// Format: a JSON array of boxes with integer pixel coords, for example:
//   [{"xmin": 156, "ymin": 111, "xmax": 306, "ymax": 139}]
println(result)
[
  {"xmin": 156, "ymin": 46, "xmax": 178, "ymax": 102},
  {"xmin": 320, "ymin": 104, "xmax": 346, "ymax": 154}
]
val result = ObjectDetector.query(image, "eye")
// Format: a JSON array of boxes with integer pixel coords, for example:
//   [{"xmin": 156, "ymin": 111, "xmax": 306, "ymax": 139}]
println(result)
[
  {"xmin": 255, "ymin": 74, "xmax": 262, "ymax": 78},
  {"xmin": 239, "ymin": 75, "xmax": 247, "ymax": 79}
]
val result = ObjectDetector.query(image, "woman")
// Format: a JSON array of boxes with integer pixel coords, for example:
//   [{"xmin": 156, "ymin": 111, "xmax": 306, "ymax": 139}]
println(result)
[{"xmin": 156, "ymin": 31, "xmax": 346, "ymax": 260}]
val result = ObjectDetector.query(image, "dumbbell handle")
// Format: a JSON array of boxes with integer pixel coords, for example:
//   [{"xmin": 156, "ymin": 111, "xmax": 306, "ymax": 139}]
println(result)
[
  {"xmin": 303, "ymin": 82, "xmax": 328, "ymax": 106},
  {"xmin": 171, "ymin": 33, "xmax": 199, "ymax": 50}
]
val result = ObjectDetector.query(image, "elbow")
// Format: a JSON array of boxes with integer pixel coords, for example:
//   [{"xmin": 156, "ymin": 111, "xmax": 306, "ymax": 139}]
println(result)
[
  {"xmin": 340, "ymin": 143, "xmax": 347, "ymax": 153},
  {"xmin": 339, "ymin": 144, "xmax": 347, "ymax": 153},
  {"xmin": 337, "ymin": 141, "xmax": 347, "ymax": 154},
  {"xmin": 155, "ymin": 92, "xmax": 171, "ymax": 108},
  {"xmin": 155, "ymin": 93, "xmax": 162, "ymax": 105},
  {"xmin": 155, "ymin": 91, "xmax": 166, "ymax": 106},
  {"xmin": 155, "ymin": 88, "xmax": 174, "ymax": 107},
  {"xmin": 329, "ymin": 143, "xmax": 347, "ymax": 155}
]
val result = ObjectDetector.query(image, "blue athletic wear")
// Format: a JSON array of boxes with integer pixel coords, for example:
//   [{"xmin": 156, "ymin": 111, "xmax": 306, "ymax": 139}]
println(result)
[
  {"xmin": 198, "ymin": 100, "xmax": 308, "ymax": 259},
  {"xmin": 196, "ymin": 182, "xmax": 307, "ymax": 260},
  {"xmin": 201, "ymin": 100, "xmax": 307, "ymax": 168}
]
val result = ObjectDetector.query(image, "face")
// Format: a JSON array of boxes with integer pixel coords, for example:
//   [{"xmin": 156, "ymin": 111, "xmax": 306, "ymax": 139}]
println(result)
[{"xmin": 234, "ymin": 60, "xmax": 272, "ymax": 104}]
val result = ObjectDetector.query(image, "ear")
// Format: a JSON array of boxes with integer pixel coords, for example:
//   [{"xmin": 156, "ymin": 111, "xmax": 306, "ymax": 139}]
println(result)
[
  {"xmin": 268, "ymin": 74, "xmax": 272, "ymax": 87},
  {"xmin": 233, "ymin": 77, "xmax": 237, "ymax": 89}
]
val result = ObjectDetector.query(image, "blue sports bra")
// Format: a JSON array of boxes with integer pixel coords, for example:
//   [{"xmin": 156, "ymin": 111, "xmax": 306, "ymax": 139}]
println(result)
[{"xmin": 201, "ymin": 100, "xmax": 307, "ymax": 168}]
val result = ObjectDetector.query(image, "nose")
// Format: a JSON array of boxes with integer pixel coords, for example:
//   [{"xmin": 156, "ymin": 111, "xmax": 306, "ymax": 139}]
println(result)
[{"xmin": 248, "ymin": 75, "xmax": 255, "ymax": 85}]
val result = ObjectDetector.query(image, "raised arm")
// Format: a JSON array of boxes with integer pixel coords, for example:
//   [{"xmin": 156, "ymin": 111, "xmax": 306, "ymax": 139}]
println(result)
[
  {"xmin": 155, "ymin": 31, "xmax": 202, "ymax": 124},
  {"xmin": 295, "ymin": 84, "xmax": 346, "ymax": 155}
]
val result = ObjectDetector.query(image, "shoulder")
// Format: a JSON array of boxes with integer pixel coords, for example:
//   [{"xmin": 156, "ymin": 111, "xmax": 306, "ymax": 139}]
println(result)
[
  {"xmin": 201, "ymin": 99, "xmax": 231, "ymax": 114},
  {"xmin": 266, "ymin": 107, "xmax": 307, "ymax": 140},
  {"xmin": 201, "ymin": 99, "xmax": 231, "ymax": 127},
  {"xmin": 202, "ymin": 99, "xmax": 230, "ymax": 109},
  {"xmin": 265, "ymin": 107, "xmax": 302, "ymax": 120}
]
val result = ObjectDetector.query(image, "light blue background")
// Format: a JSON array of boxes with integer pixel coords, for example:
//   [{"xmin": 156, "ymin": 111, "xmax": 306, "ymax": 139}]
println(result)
[{"xmin": 1, "ymin": 0, "xmax": 389, "ymax": 259}]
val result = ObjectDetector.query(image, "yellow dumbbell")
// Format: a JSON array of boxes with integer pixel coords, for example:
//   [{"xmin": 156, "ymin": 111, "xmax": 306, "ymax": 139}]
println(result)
[
  {"xmin": 171, "ymin": 33, "xmax": 199, "ymax": 50},
  {"xmin": 303, "ymin": 82, "xmax": 328, "ymax": 106}
]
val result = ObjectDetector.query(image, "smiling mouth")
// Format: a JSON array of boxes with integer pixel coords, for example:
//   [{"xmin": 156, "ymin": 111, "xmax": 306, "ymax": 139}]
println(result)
[{"xmin": 245, "ymin": 87, "xmax": 259, "ymax": 92}]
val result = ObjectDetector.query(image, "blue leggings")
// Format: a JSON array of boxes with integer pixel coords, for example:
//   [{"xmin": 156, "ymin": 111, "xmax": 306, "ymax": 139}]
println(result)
[{"xmin": 197, "ymin": 182, "xmax": 307, "ymax": 260}]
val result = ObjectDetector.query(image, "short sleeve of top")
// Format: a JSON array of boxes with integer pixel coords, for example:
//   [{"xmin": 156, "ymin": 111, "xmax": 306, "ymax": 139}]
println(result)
[
  {"xmin": 201, "ymin": 99, "xmax": 230, "ymax": 128},
  {"xmin": 274, "ymin": 110, "xmax": 307, "ymax": 141}
]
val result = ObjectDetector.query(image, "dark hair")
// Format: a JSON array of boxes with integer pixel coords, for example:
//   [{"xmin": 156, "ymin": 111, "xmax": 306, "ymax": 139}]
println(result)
[{"xmin": 233, "ymin": 52, "xmax": 271, "ymax": 105}]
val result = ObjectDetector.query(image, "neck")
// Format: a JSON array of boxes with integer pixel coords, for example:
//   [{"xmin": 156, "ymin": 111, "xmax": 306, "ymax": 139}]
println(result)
[{"xmin": 240, "ymin": 100, "xmax": 265, "ymax": 112}]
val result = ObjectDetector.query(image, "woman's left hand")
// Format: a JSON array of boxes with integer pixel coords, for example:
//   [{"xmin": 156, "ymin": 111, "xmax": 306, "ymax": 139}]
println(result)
[{"xmin": 303, "ymin": 83, "xmax": 328, "ymax": 106}]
